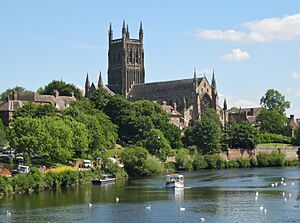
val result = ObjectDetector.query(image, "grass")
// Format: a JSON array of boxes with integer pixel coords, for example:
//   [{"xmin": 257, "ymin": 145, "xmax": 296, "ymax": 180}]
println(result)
[{"xmin": 257, "ymin": 143, "xmax": 295, "ymax": 148}]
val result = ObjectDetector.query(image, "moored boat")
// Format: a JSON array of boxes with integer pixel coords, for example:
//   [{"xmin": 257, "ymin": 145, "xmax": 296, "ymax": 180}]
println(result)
[
  {"xmin": 92, "ymin": 174, "xmax": 116, "ymax": 184},
  {"xmin": 166, "ymin": 174, "xmax": 184, "ymax": 188}
]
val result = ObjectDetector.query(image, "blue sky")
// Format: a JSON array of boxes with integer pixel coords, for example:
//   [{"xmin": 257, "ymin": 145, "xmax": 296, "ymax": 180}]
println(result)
[{"xmin": 1, "ymin": 0, "xmax": 300, "ymax": 117}]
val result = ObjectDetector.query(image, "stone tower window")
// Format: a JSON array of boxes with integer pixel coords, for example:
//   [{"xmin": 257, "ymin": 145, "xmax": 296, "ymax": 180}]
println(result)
[
  {"xmin": 129, "ymin": 48, "xmax": 133, "ymax": 64},
  {"xmin": 136, "ymin": 50, "xmax": 139, "ymax": 64}
]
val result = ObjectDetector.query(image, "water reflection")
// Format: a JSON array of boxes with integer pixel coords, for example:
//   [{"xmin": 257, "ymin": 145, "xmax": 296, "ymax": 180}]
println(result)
[{"xmin": 0, "ymin": 167, "xmax": 299, "ymax": 223}]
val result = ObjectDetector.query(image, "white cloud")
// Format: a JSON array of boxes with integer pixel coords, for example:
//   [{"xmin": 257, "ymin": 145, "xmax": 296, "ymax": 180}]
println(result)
[
  {"xmin": 291, "ymin": 71, "xmax": 300, "ymax": 79},
  {"xmin": 221, "ymin": 48, "xmax": 250, "ymax": 62},
  {"xmin": 195, "ymin": 12, "xmax": 300, "ymax": 42}
]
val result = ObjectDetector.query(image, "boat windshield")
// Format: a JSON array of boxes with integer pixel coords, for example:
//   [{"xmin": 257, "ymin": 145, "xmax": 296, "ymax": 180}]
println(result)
[{"xmin": 166, "ymin": 175, "xmax": 184, "ymax": 181}]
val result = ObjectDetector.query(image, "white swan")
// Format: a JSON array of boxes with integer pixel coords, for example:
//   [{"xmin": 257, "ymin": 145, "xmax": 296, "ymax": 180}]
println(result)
[
  {"xmin": 116, "ymin": 197, "xmax": 120, "ymax": 202},
  {"xmin": 6, "ymin": 211, "xmax": 11, "ymax": 216},
  {"xmin": 291, "ymin": 182, "xmax": 295, "ymax": 186},
  {"xmin": 275, "ymin": 182, "xmax": 278, "ymax": 187},
  {"xmin": 282, "ymin": 177, "xmax": 284, "ymax": 181},
  {"xmin": 200, "ymin": 217, "xmax": 205, "ymax": 222},
  {"xmin": 271, "ymin": 183, "xmax": 274, "ymax": 187},
  {"xmin": 145, "ymin": 206, "xmax": 151, "ymax": 210},
  {"xmin": 263, "ymin": 208, "xmax": 267, "ymax": 214},
  {"xmin": 255, "ymin": 192, "xmax": 259, "ymax": 197},
  {"xmin": 259, "ymin": 205, "xmax": 264, "ymax": 211},
  {"xmin": 180, "ymin": 206, "xmax": 186, "ymax": 211},
  {"xmin": 282, "ymin": 192, "xmax": 285, "ymax": 196},
  {"xmin": 88, "ymin": 202, "xmax": 92, "ymax": 207},
  {"xmin": 255, "ymin": 196, "xmax": 258, "ymax": 201},
  {"xmin": 288, "ymin": 193, "xmax": 292, "ymax": 198}
]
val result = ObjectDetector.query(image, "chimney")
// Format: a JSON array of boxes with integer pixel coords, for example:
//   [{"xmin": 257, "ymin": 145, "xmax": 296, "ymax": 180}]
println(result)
[
  {"xmin": 12, "ymin": 90, "xmax": 17, "ymax": 100},
  {"xmin": 290, "ymin": 115, "xmax": 295, "ymax": 120},
  {"xmin": 53, "ymin": 90, "xmax": 59, "ymax": 98}
]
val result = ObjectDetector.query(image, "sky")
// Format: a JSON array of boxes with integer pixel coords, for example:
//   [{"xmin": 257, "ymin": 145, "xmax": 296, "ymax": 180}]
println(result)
[{"xmin": 1, "ymin": 0, "xmax": 300, "ymax": 117}]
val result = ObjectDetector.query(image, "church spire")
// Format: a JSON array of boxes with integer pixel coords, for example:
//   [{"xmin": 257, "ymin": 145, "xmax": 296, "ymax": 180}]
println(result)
[
  {"xmin": 126, "ymin": 24, "xmax": 130, "ymax": 38},
  {"xmin": 139, "ymin": 21, "xmax": 143, "ymax": 41},
  {"xmin": 98, "ymin": 71, "xmax": 103, "ymax": 88},
  {"xmin": 223, "ymin": 98, "xmax": 227, "ymax": 111},
  {"xmin": 85, "ymin": 73, "xmax": 90, "ymax": 88},
  {"xmin": 193, "ymin": 68, "xmax": 197, "ymax": 79},
  {"xmin": 211, "ymin": 69, "xmax": 216, "ymax": 89},
  {"xmin": 122, "ymin": 20, "xmax": 126, "ymax": 38},
  {"xmin": 109, "ymin": 23, "xmax": 113, "ymax": 42}
]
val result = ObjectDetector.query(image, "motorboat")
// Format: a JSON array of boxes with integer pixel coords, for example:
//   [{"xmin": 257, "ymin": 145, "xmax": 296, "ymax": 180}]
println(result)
[
  {"xmin": 92, "ymin": 174, "xmax": 116, "ymax": 184},
  {"xmin": 166, "ymin": 174, "xmax": 184, "ymax": 188}
]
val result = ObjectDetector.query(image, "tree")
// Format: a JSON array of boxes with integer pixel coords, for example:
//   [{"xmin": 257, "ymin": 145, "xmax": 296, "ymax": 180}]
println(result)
[
  {"xmin": 38, "ymin": 80, "xmax": 83, "ymax": 100},
  {"xmin": 175, "ymin": 149, "xmax": 193, "ymax": 170},
  {"xmin": 14, "ymin": 103, "xmax": 57, "ymax": 119},
  {"xmin": 90, "ymin": 87, "xmax": 112, "ymax": 110},
  {"xmin": 256, "ymin": 109, "xmax": 286, "ymax": 134},
  {"xmin": 120, "ymin": 146, "xmax": 149, "ymax": 176},
  {"xmin": 185, "ymin": 109, "xmax": 222, "ymax": 154},
  {"xmin": 143, "ymin": 128, "xmax": 171, "ymax": 161},
  {"xmin": 159, "ymin": 123, "xmax": 182, "ymax": 149},
  {"xmin": 0, "ymin": 120, "xmax": 8, "ymax": 146},
  {"xmin": 223, "ymin": 120, "xmax": 258, "ymax": 150},
  {"xmin": 260, "ymin": 89, "xmax": 290, "ymax": 114},
  {"xmin": 0, "ymin": 86, "xmax": 29, "ymax": 100}
]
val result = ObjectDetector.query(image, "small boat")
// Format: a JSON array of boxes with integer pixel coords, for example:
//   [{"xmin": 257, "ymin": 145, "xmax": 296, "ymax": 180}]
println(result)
[
  {"xmin": 166, "ymin": 174, "xmax": 184, "ymax": 188},
  {"xmin": 92, "ymin": 174, "xmax": 116, "ymax": 185}
]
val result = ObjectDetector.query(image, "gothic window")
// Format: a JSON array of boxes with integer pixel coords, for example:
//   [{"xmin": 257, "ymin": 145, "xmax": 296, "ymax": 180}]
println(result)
[
  {"xmin": 135, "ymin": 50, "xmax": 139, "ymax": 64},
  {"xmin": 129, "ymin": 48, "xmax": 133, "ymax": 63},
  {"xmin": 201, "ymin": 94, "xmax": 212, "ymax": 116},
  {"xmin": 204, "ymin": 83, "xmax": 206, "ymax": 88}
]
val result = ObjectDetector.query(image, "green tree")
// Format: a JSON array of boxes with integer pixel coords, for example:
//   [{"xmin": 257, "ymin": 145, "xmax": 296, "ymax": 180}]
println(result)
[
  {"xmin": 256, "ymin": 109, "xmax": 286, "ymax": 134},
  {"xmin": 14, "ymin": 103, "xmax": 57, "ymax": 119},
  {"xmin": 224, "ymin": 120, "xmax": 258, "ymax": 150},
  {"xmin": 90, "ymin": 87, "xmax": 113, "ymax": 110},
  {"xmin": 0, "ymin": 120, "xmax": 8, "ymax": 146},
  {"xmin": 38, "ymin": 80, "xmax": 83, "ymax": 100},
  {"xmin": 159, "ymin": 123, "xmax": 182, "ymax": 149},
  {"xmin": 175, "ymin": 149, "xmax": 193, "ymax": 170},
  {"xmin": 260, "ymin": 89, "xmax": 290, "ymax": 114},
  {"xmin": 143, "ymin": 128, "xmax": 171, "ymax": 162},
  {"xmin": 120, "ymin": 146, "xmax": 149, "ymax": 176},
  {"xmin": 0, "ymin": 86, "xmax": 28, "ymax": 100}
]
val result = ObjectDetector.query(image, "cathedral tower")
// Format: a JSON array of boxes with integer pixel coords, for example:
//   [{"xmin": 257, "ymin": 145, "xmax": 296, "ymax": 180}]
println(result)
[{"xmin": 107, "ymin": 21, "xmax": 145, "ymax": 96}]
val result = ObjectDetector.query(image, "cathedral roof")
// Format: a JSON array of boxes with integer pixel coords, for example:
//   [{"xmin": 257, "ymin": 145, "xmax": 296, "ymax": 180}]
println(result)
[{"xmin": 128, "ymin": 78, "xmax": 203, "ymax": 101}]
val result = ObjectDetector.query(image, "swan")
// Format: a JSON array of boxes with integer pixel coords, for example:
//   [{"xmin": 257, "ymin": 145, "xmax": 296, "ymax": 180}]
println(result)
[
  {"xmin": 180, "ymin": 206, "xmax": 186, "ymax": 211},
  {"xmin": 284, "ymin": 198, "xmax": 287, "ymax": 202},
  {"xmin": 271, "ymin": 183, "xmax": 274, "ymax": 187},
  {"xmin": 145, "ymin": 206, "xmax": 151, "ymax": 210},
  {"xmin": 291, "ymin": 182, "xmax": 295, "ymax": 186},
  {"xmin": 200, "ymin": 217, "xmax": 205, "ymax": 222},
  {"xmin": 282, "ymin": 177, "xmax": 284, "ymax": 181},
  {"xmin": 275, "ymin": 182, "xmax": 278, "ymax": 187},
  {"xmin": 255, "ymin": 196, "xmax": 258, "ymax": 201},
  {"xmin": 282, "ymin": 192, "xmax": 285, "ymax": 196},
  {"xmin": 263, "ymin": 208, "xmax": 267, "ymax": 214},
  {"xmin": 88, "ymin": 202, "xmax": 92, "ymax": 207},
  {"xmin": 288, "ymin": 193, "xmax": 292, "ymax": 198},
  {"xmin": 6, "ymin": 211, "xmax": 11, "ymax": 216},
  {"xmin": 259, "ymin": 205, "xmax": 264, "ymax": 211},
  {"xmin": 116, "ymin": 197, "xmax": 120, "ymax": 202},
  {"xmin": 255, "ymin": 192, "xmax": 259, "ymax": 197}
]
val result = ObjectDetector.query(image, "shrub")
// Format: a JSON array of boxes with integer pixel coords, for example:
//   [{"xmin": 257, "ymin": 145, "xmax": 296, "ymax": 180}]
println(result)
[
  {"xmin": 143, "ymin": 157, "xmax": 164, "ymax": 175},
  {"xmin": 237, "ymin": 158, "xmax": 251, "ymax": 168},
  {"xmin": 204, "ymin": 154, "xmax": 224, "ymax": 169},
  {"xmin": 256, "ymin": 152, "xmax": 269, "ymax": 167},
  {"xmin": 269, "ymin": 149, "xmax": 285, "ymax": 167},
  {"xmin": 249, "ymin": 157, "xmax": 258, "ymax": 167},
  {"xmin": 0, "ymin": 175, "xmax": 12, "ymax": 193},
  {"xmin": 193, "ymin": 155, "xmax": 208, "ymax": 170},
  {"xmin": 175, "ymin": 149, "xmax": 193, "ymax": 171},
  {"xmin": 163, "ymin": 162, "xmax": 176, "ymax": 172},
  {"xmin": 226, "ymin": 160, "xmax": 239, "ymax": 169},
  {"xmin": 258, "ymin": 133, "xmax": 294, "ymax": 144}
]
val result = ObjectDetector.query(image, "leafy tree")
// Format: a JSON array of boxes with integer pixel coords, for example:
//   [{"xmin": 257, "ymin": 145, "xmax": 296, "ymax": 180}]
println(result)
[
  {"xmin": 175, "ymin": 149, "xmax": 193, "ymax": 170},
  {"xmin": 62, "ymin": 116, "xmax": 89, "ymax": 158},
  {"xmin": 14, "ymin": 103, "xmax": 57, "ymax": 119},
  {"xmin": 38, "ymin": 80, "xmax": 83, "ymax": 100},
  {"xmin": 90, "ymin": 87, "xmax": 113, "ymax": 110},
  {"xmin": 224, "ymin": 120, "xmax": 258, "ymax": 150},
  {"xmin": 256, "ymin": 109, "xmax": 286, "ymax": 134},
  {"xmin": 260, "ymin": 89, "xmax": 290, "ymax": 114},
  {"xmin": 143, "ymin": 128, "xmax": 171, "ymax": 161},
  {"xmin": 120, "ymin": 146, "xmax": 149, "ymax": 176},
  {"xmin": 0, "ymin": 120, "xmax": 8, "ymax": 146},
  {"xmin": 0, "ymin": 86, "xmax": 28, "ymax": 100},
  {"xmin": 159, "ymin": 123, "xmax": 182, "ymax": 149}
]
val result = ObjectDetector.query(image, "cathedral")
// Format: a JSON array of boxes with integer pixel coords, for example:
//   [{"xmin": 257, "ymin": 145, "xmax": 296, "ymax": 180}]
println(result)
[{"xmin": 85, "ymin": 21, "xmax": 228, "ymax": 128}]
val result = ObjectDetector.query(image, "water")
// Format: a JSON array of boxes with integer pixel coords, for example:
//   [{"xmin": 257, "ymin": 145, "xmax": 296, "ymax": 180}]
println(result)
[{"xmin": 0, "ymin": 167, "xmax": 299, "ymax": 223}]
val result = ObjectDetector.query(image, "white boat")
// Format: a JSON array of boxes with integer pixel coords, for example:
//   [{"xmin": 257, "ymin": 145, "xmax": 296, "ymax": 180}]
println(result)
[
  {"xmin": 92, "ymin": 174, "xmax": 115, "ymax": 184},
  {"xmin": 166, "ymin": 174, "xmax": 184, "ymax": 188}
]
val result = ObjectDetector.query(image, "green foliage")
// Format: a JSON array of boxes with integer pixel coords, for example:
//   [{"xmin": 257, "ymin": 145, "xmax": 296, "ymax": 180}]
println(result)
[
  {"xmin": 193, "ymin": 154, "xmax": 208, "ymax": 170},
  {"xmin": 258, "ymin": 133, "xmax": 294, "ymax": 144},
  {"xmin": 90, "ymin": 87, "xmax": 113, "ymax": 110},
  {"xmin": 236, "ymin": 158, "xmax": 251, "ymax": 168},
  {"xmin": 38, "ymin": 80, "xmax": 83, "ymax": 100},
  {"xmin": 0, "ymin": 86, "xmax": 28, "ymax": 100},
  {"xmin": 159, "ymin": 123, "xmax": 182, "ymax": 149},
  {"xmin": 204, "ymin": 154, "xmax": 224, "ymax": 169},
  {"xmin": 143, "ymin": 157, "xmax": 164, "ymax": 175},
  {"xmin": 120, "ymin": 146, "xmax": 149, "ymax": 176},
  {"xmin": 260, "ymin": 89, "xmax": 290, "ymax": 114},
  {"xmin": 256, "ymin": 109, "xmax": 286, "ymax": 134},
  {"xmin": 175, "ymin": 149, "xmax": 193, "ymax": 170},
  {"xmin": 0, "ymin": 176, "xmax": 12, "ymax": 193},
  {"xmin": 0, "ymin": 120, "xmax": 7, "ymax": 146},
  {"xmin": 143, "ymin": 129, "xmax": 171, "ymax": 162},
  {"xmin": 249, "ymin": 157, "xmax": 258, "ymax": 167},
  {"xmin": 269, "ymin": 149, "xmax": 286, "ymax": 166},
  {"xmin": 224, "ymin": 120, "xmax": 258, "ymax": 149},
  {"xmin": 226, "ymin": 160, "xmax": 239, "ymax": 169},
  {"xmin": 14, "ymin": 103, "xmax": 56, "ymax": 119},
  {"xmin": 189, "ymin": 109, "xmax": 222, "ymax": 154},
  {"xmin": 256, "ymin": 152, "xmax": 269, "ymax": 167}
]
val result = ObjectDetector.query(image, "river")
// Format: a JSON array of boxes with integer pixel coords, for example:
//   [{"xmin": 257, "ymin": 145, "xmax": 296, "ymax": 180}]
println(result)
[{"xmin": 0, "ymin": 167, "xmax": 299, "ymax": 223}]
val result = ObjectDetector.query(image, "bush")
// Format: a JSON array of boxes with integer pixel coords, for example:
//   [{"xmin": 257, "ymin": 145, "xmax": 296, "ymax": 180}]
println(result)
[
  {"xmin": 0, "ymin": 175, "xmax": 12, "ymax": 193},
  {"xmin": 144, "ymin": 157, "xmax": 164, "ymax": 175},
  {"xmin": 175, "ymin": 149, "xmax": 193, "ymax": 171},
  {"xmin": 193, "ymin": 155, "xmax": 208, "ymax": 170},
  {"xmin": 258, "ymin": 133, "xmax": 294, "ymax": 144},
  {"xmin": 163, "ymin": 162, "xmax": 176, "ymax": 172},
  {"xmin": 237, "ymin": 158, "xmax": 251, "ymax": 168},
  {"xmin": 226, "ymin": 160, "xmax": 239, "ymax": 169},
  {"xmin": 256, "ymin": 152, "xmax": 270, "ymax": 167},
  {"xmin": 249, "ymin": 157, "xmax": 258, "ymax": 167},
  {"xmin": 269, "ymin": 149, "xmax": 286, "ymax": 167},
  {"xmin": 204, "ymin": 154, "xmax": 224, "ymax": 169}
]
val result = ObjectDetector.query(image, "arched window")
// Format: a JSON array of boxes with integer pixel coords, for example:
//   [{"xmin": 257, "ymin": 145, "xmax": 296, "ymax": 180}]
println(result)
[
  {"xmin": 136, "ymin": 50, "xmax": 139, "ymax": 64},
  {"xmin": 129, "ymin": 49, "xmax": 133, "ymax": 63}
]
